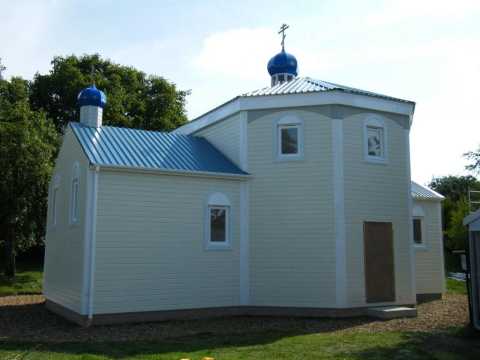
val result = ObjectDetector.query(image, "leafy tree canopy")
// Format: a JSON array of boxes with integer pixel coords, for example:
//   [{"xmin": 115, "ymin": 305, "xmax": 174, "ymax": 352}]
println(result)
[
  {"xmin": 429, "ymin": 175, "xmax": 480, "ymax": 203},
  {"xmin": 29, "ymin": 54, "xmax": 189, "ymax": 132},
  {"xmin": 429, "ymin": 175, "xmax": 480, "ymax": 251},
  {"xmin": 0, "ymin": 77, "xmax": 58, "ymax": 276}
]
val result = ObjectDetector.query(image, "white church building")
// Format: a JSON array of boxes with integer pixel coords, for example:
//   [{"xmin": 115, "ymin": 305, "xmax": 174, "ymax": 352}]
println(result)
[{"xmin": 43, "ymin": 33, "xmax": 445, "ymax": 325}]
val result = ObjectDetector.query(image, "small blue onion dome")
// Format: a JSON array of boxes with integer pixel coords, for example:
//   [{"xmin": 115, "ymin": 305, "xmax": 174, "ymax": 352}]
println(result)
[
  {"xmin": 267, "ymin": 50, "xmax": 298, "ymax": 76},
  {"xmin": 77, "ymin": 85, "xmax": 107, "ymax": 108}
]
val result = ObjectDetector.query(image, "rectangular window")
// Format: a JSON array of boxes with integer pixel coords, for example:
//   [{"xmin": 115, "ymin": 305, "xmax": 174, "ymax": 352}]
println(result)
[
  {"xmin": 367, "ymin": 126, "xmax": 384, "ymax": 158},
  {"xmin": 209, "ymin": 206, "xmax": 228, "ymax": 243},
  {"xmin": 413, "ymin": 218, "xmax": 423, "ymax": 244},
  {"xmin": 52, "ymin": 187, "xmax": 59, "ymax": 226},
  {"xmin": 279, "ymin": 125, "xmax": 299, "ymax": 155},
  {"xmin": 71, "ymin": 179, "xmax": 79, "ymax": 223}
]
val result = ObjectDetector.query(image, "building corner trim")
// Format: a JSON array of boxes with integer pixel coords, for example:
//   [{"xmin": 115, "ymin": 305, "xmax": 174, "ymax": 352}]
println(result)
[
  {"xmin": 239, "ymin": 111, "xmax": 250, "ymax": 306},
  {"xmin": 85, "ymin": 166, "xmax": 99, "ymax": 324},
  {"xmin": 333, "ymin": 119, "xmax": 347, "ymax": 308}
]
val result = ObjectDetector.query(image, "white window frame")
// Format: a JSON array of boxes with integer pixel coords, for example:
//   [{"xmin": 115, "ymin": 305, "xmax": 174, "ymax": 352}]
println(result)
[
  {"xmin": 69, "ymin": 162, "xmax": 80, "ymax": 225},
  {"xmin": 412, "ymin": 205, "xmax": 427, "ymax": 249},
  {"xmin": 52, "ymin": 174, "xmax": 61, "ymax": 228},
  {"xmin": 364, "ymin": 115, "xmax": 388, "ymax": 164},
  {"xmin": 205, "ymin": 193, "xmax": 232, "ymax": 250},
  {"xmin": 274, "ymin": 115, "xmax": 304, "ymax": 161}
]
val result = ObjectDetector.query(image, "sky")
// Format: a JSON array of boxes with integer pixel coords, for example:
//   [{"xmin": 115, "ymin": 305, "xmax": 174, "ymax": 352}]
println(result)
[{"xmin": 1, "ymin": 0, "xmax": 479, "ymax": 184}]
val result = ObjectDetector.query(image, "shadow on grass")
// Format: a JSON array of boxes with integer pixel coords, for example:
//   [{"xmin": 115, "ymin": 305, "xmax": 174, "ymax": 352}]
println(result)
[
  {"xmin": 0, "ymin": 263, "xmax": 43, "ymax": 296},
  {"xmin": 1, "ymin": 328, "xmax": 480, "ymax": 359},
  {"xmin": 1, "ymin": 301, "xmax": 480, "ymax": 359}
]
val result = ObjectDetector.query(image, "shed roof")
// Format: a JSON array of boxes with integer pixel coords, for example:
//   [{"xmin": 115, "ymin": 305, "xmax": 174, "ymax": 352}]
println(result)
[
  {"xmin": 243, "ymin": 77, "xmax": 414, "ymax": 104},
  {"xmin": 69, "ymin": 122, "xmax": 248, "ymax": 177},
  {"xmin": 411, "ymin": 181, "xmax": 445, "ymax": 201}
]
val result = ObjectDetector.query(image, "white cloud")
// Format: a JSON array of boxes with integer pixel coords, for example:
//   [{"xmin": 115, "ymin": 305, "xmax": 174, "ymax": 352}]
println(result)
[{"xmin": 193, "ymin": 28, "xmax": 278, "ymax": 81}]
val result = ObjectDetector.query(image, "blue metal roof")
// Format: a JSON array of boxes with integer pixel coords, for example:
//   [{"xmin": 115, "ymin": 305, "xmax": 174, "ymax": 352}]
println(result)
[{"xmin": 70, "ymin": 122, "xmax": 248, "ymax": 176}]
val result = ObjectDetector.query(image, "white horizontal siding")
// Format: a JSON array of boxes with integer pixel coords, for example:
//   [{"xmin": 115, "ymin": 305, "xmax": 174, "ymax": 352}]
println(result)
[
  {"xmin": 92, "ymin": 171, "xmax": 241, "ymax": 314},
  {"xmin": 43, "ymin": 129, "xmax": 88, "ymax": 313},
  {"xmin": 414, "ymin": 199, "xmax": 445, "ymax": 294},
  {"xmin": 248, "ymin": 109, "xmax": 336, "ymax": 308},
  {"xmin": 343, "ymin": 112, "xmax": 414, "ymax": 307},
  {"xmin": 195, "ymin": 113, "xmax": 241, "ymax": 167}
]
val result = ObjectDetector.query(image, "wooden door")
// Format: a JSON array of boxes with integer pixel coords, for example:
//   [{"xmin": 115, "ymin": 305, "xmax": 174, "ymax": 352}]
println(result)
[{"xmin": 364, "ymin": 222, "xmax": 395, "ymax": 303}]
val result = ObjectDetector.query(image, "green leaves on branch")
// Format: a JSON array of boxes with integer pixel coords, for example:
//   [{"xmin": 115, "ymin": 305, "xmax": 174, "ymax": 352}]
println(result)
[{"xmin": 29, "ymin": 54, "xmax": 189, "ymax": 132}]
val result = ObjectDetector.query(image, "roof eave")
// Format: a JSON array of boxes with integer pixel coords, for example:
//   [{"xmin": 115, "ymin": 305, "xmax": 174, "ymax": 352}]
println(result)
[
  {"xmin": 92, "ymin": 163, "xmax": 251, "ymax": 180},
  {"xmin": 174, "ymin": 90, "xmax": 415, "ymax": 135}
]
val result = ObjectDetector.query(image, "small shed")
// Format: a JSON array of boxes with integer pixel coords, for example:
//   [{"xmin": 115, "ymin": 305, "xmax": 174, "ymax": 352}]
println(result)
[{"xmin": 463, "ymin": 210, "xmax": 480, "ymax": 330}]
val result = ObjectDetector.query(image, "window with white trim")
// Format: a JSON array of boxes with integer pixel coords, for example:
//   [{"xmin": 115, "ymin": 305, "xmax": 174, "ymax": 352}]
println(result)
[
  {"xmin": 412, "ymin": 205, "xmax": 426, "ymax": 247},
  {"xmin": 366, "ymin": 126, "xmax": 384, "ymax": 158},
  {"xmin": 276, "ymin": 115, "xmax": 304, "ymax": 161},
  {"xmin": 364, "ymin": 116, "xmax": 387, "ymax": 163},
  {"xmin": 279, "ymin": 124, "xmax": 299, "ymax": 155},
  {"xmin": 205, "ymin": 193, "xmax": 231, "ymax": 250},
  {"xmin": 52, "ymin": 174, "xmax": 61, "ymax": 227},
  {"xmin": 413, "ymin": 218, "xmax": 423, "ymax": 245},
  {"xmin": 70, "ymin": 163, "xmax": 80, "ymax": 224},
  {"xmin": 209, "ymin": 206, "xmax": 229, "ymax": 243}
]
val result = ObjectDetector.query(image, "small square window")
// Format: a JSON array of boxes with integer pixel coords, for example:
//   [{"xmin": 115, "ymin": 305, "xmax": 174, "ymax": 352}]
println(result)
[
  {"xmin": 413, "ymin": 218, "xmax": 423, "ymax": 245},
  {"xmin": 278, "ymin": 74, "xmax": 285, "ymax": 82},
  {"xmin": 367, "ymin": 126, "xmax": 384, "ymax": 158},
  {"xmin": 280, "ymin": 125, "xmax": 299, "ymax": 155}
]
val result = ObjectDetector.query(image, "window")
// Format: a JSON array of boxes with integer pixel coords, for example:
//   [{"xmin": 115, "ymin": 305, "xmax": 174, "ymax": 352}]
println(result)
[
  {"xmin": 412, "ymin": 205, "xmax": 425, "ymax": 248},
  {"xmin": 70, "ymin": 163, "xmax": 80, "ymax": 224},
  {"xmin": 367, "ymin": 126, "xmax": 384, "ymax": 158},
  {"xmin": 205, "ymin": 193, "xmax": 231, "ymax": 250},
  {"xmin": 52, "ymin": 187, "xmax": 59, "ymax": 226},
  {"xmin": 280, "ymin": 125, "xmax": 299, "ymax": 155},
  {"xmin": 413, "ymin": 218, "xmax": 423, "ymax": 245},
  {"xmin": 364, "ymin": 116, "xmax": 388, "ymax": 163},
  {"xmin": 52, "ymin": 174, "xmax": 61, "ymax": 227},
  {"xmin": 276, "ymin": 115, "xmax": 304, "ymax": 161},
  {"xmin": 209, "ymin": 206, "xmax": 228, "ymax": 243}
]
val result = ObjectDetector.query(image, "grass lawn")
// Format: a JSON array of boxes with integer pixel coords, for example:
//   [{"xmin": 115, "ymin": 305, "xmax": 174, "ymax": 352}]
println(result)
[
  {"xmin": 446, "ymin": 278, "xmax": 467, "ymax": 295},
  {"xmin": 0, "ymin": 263, "xmax": 43, "ymax": 296},
  {"xmin": 0, "ymin": 329, "xmax": 479, "ymax": 360},
  {"xmin": 0, "ymin": 270, "xmax": 477, "ymax": 360}
]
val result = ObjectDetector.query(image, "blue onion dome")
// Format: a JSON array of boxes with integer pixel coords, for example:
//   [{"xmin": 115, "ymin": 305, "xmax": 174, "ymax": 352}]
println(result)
[
  {"xmin": 77, "ymin": 85, "xmax": 107, "ymax": 108},
  {"xmin": 267, "ymin": 50, "xmax": 298, "ymax": 76}
]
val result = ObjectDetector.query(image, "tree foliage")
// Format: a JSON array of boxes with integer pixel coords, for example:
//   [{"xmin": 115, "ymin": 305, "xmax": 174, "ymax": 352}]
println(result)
[
  {"xmin": 465, "ymin": 148, "xmax": 480, "ymax": 173},
  {"xmin": 0, "ymin": 54, "xmax": 189, "ymax": 276},
  {"xmin": 30, "ymin": 54, "xmax": 189, "ymax": 132},
  {"xmin": 429, "ymin": 175, "xmax": 480, "ymax": 251},
  {"xmin": 0, "ymin": 77, "xmax": 58, "ymax": 276}
]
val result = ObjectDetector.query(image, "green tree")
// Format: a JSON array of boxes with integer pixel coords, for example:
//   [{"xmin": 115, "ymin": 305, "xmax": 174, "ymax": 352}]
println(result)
[
  {"xmin": 29, "ymin": 54, "xmax": 189, "ymax": 132},
  {"xmin": 445, "ymin": 197, "xmax": 470, "ymax": 250},
  {"xmin": 465, "ymin": 147, "xmax": 480, "ymax": 173},
  {"xmin": 0, "ymin": 77, "xmax": 58, "ymax": 277},
  {"xmin": 429, "ymin": 175, "xmax": 480, "ymax": 251}
]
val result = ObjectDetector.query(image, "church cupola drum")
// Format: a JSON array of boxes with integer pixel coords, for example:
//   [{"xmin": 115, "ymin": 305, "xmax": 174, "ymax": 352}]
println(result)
[
  {"xmin": 267, "ymin": 24, "xmax": 298, "ymax": 86},
  {"xmin": 77, "ymin": 84, "xmax": 107, "ymax": 128}
]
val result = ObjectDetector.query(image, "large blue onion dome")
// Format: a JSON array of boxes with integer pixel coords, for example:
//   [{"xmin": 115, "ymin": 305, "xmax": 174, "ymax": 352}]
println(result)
[
  {"xmin": 77, "ymin": 85, "xmax": 107, "ymax": 108},
  {"xmin": 267, "ymin": 50, "xmax": 298, "ymax": 76}
]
